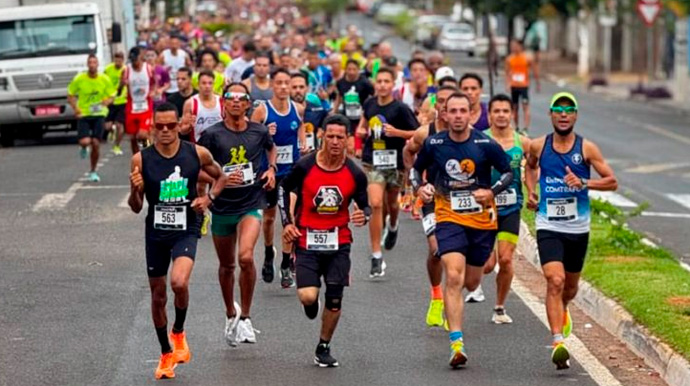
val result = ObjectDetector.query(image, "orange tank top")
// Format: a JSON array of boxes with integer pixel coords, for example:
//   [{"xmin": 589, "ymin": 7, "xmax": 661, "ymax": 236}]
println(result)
[{"xmin": 507, "ymin": 54, "xmax": 529, "ymax": 88}]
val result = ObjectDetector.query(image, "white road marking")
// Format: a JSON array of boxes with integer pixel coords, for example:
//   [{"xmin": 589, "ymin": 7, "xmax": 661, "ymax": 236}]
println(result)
[
  {"xmin": 640, "ymin": 211, "xmax": 690, "ymax": 219},
  {"xmin": 511, "ymin": 278, "xmax": 623, "ymax": 386},
  {"xmin": 625, "ymin": 162, "xmax": 690, "ymax": 174},
  {"xmin": 618, "ymin": 117, "xmax": 690, "ymax": 146},
  {"xmin": 665, "ymin": 194, "xmax": 690, "ymax": 211},
  {"xmin": 588, "ymin": 191, "xmax": 637, "ymax": 208},
  {"xmin": 32, "ymin": 183, "xmax": 82, "ymax": 212}
]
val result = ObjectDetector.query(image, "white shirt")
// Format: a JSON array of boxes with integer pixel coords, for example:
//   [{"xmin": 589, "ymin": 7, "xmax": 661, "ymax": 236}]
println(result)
[{"xmin": 225, "ymin": 57, "xmax": 255, "ymax": 83}]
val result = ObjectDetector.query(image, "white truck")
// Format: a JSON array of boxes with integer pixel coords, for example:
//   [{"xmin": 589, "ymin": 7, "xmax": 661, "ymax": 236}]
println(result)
[{"xmin": 0, "ymin": 0, "xmax": 134, "ymax": 147}]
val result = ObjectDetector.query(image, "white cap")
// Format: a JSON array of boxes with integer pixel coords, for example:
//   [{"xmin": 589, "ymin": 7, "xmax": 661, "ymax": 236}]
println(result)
[{"xmin": 435, "ymin": 66, "xmax": 455, "ymax": 81}]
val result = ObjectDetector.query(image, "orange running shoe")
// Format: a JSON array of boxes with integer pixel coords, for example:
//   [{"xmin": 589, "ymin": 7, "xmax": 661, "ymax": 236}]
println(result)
[
  {"xmin": 400, "ymin": 191, "xmax": 413, "ymax": 212},
  {"xmin": 155, "ymin": 352, "xmax": 176, "ymax": 380},
  {"xmin": 170, "ymin": 331, "xmax": 191, "ymax": 364}
]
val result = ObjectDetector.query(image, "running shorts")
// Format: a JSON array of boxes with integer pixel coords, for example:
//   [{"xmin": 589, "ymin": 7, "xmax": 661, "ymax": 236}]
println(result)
[
  {"xmin": 497, "ymin": 210, "xmax": 520, "ymax": 245},
  {"xmin": 295, "ymin": 244, "xmax": 351, "ymax": 289},
  {"xmin": 145, "ymin": 234, "xmax": 198, "ymax": 278},
  {"xmin": 435, "ymin": 222, "xmax": 497, "ymax": 267},
  {"xmin": 536, "ymin": 229, "xmax": 589, "ymax": 273}
]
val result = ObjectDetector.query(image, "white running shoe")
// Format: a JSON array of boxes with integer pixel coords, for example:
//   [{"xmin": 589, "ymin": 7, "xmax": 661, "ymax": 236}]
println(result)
[
  {"xmin": 224, "ymin": 301, "xmax": 241, "ymax": 347},
  {"xmin": 465, "ymin": 285, "xmax": 485, "ymax": 303},
  {"xmin": 236, "ymin": 318, "xmax": 257, "ymax": 344},
  {"xmin": 491, "ymin": 307, "xmax": 513, "ymax": 324}
]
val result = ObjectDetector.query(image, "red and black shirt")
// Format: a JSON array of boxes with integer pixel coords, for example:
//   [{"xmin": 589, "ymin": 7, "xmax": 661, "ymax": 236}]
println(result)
[{"xmin": 278, "ymin": 153, "xmax": 370, "ymax": 250}]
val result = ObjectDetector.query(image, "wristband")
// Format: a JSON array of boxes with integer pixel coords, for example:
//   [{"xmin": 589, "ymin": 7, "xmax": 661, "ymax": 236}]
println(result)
[{"xmin": 269, "ymin": 164, "xmax": 278, "ymax": 172}]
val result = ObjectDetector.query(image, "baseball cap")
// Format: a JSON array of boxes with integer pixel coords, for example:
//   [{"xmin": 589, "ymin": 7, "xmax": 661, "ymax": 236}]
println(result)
[
  {"xmin": 435, "ymin": 66, "xmax": 455, "ymax": 81},
  {"xmin": 550, "ymin": 92, "xmax": 579, "ymax": 110}
]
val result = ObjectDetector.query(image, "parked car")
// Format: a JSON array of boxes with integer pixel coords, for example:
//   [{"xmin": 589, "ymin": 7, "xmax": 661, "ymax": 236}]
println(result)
[
  {"xmin": 414, "ymin": 14, "xmax": 450, "ymax": 48},
  {"xmin": 375, "ymin": 3, "xmax": 408, "ymax": 25},
  {"xmin": 437, "ymin": 22, "xmax": 476, "ymax": 56}
]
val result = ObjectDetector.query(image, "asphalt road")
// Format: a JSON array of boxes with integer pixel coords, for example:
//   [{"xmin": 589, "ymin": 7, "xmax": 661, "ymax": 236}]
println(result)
[{"xmin": 348, "ymin": 12, "xmax": 690, "ymax": 265}]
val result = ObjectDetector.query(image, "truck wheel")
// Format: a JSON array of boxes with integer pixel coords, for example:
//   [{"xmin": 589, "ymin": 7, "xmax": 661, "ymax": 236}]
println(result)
[{"xmin": 0, "ymin": 126, "xmax": 15, "ymax": 147}]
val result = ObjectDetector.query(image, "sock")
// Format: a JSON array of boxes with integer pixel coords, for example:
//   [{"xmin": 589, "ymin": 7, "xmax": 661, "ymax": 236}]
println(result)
[
  {"xmin": 265, "ymin": 245, "xmax": 274, "ymax": 261},
  {"xmin": 280, "ymin": 252, "xmax": 292, "ymax": 269},
  {"xmin": 388, "ymin": 220, "xmax": 398, "ymax": 231},
  {"xmin": 172, "ymin": 307, "xmax": 187, "ymax": 333},
  {"xmin": 552, "ymin": 334, "xmax": 564, "ymax": 345},
  {"xmin": 449, "ymin": 331, "xmax": 463, "ymax": 343},
  {"xmin": 431, "ymin": 285, "xmax": 443, "ymax": 300},
  {"xmin": 240, "ymin": 316, "xmax": 249, "ymax": 321},
  {"xmin": 372, "ymin": 251, "xmax": 383, "ymax": 259},
  {"xmin": 156, "ymin": 325, "xmax": 172, "ymax": 353},
  {"xmin": 317, "ymin": 338, "xmax": 330, "ymax": 350}
]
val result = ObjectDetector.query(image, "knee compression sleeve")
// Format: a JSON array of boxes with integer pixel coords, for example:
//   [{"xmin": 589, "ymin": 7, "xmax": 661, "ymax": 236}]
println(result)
[{"xmin": 325, "ymin": 284, "xmax": 344, "ymax": 311}]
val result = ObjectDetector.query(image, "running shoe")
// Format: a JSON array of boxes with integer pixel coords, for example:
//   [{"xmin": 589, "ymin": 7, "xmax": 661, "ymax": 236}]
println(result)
[
  {"xmin": 551, "ymin": 342, "xmax": 571, "ymax": 370},
  {"xmin": 236, "ymin": 318, "xmax": 257, "ymax": 344},
  {"xmin": 170, "ymin": 331, "xmax": 191, "ymax": 364},
  {"xmin": 465, "ymin": 285, "xmax": 485, "ymax": 303},
  {"xmin": 200, "ymin": 213, "xmax": 210, "ymax": 236},
  {"xmin": 563, "ymin": 308, "xmax": 573, "ymax": 339},
  {"xmin": 79, "ymin": 147, "xmax": 88, "ymax": 159},
  {"xmin": 304, "ymin": 299, "xmax": 320, "ymax": 320},
  {"xmin": 280, "ymin": 268, "xmax": 295, "ymax": 289},
  {"xmin": 154, "ymin": 352, "xmax": 176, "ymax": 380},
  {"xmin": 400, "ymin": 191, "xmax": 413, "ymax": 212},
  {"xmin": 383, "ymin": 226, "xmax": 398, "ymax": 250},
  {"xmin": 224, "ymin": 302, "xmax": 241, "ymax": 347},
  {"xmin": 314, "ymin": 343, "xmax": 339, "ymax": 368},
  {"xmin": 426, "ymin": 299, "xmax": 445, "ymax": 327},
  {"xmin": 262, "ymin": 246, "xmax": 276, "ymax": 283},
  {"xmin": 112, "ymin": 145, "xmax": 123, "ymax": 156},
  {"xmin": 491, "ymin": 307, "xmax": 513, "ymax": 324},
  {"xmin": 369, "ymin": 257, "xmax": 386, "ymax": 278},
  {"xmin": 449, "ymin": 339, "xmax": 467, "ymax": 368},
  {"xmin": 87, "ymin": 171, "xmax": 101, "ymax": 182}
]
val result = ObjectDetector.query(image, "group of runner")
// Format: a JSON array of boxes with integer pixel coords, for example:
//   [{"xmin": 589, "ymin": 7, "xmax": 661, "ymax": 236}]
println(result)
[{"xmin": 63, "ymin": 7, "xmax": 618, "ymax": 379}]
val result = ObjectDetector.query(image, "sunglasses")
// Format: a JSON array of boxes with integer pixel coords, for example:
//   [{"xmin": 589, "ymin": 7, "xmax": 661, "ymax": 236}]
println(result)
[
  {"xmin": 155, "ymin": 122, "xmax": 177, "ymax": 131},
  {"xmin": 224, "ymin": 92, "xmax": 251, "ymax": 101},
  {"xmin": 550, "ymin": 106, "xmax": 577, "ymax": 114}
]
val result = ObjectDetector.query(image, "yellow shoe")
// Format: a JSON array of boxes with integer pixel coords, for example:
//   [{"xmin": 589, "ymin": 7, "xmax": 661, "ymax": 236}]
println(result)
[
  {"xmin": 201, "ymin": 213, "xmax": 210, "ymax": 236},
  {"xmin": 551, "ymin": 342, "xmax": 570, "ymax": 370},
  {"xmin": 426, "ymin": 299, "xmax": 444, "ymax": 327},
  {"xmin": 563, "ymin": 308, "xmax": 572, "ymax": 339},
  {"xmin": 154, "ymin": 352, "xmax": 176, "ymax": 380},
  {"xmin": 170, "ymin": 331, "xmax": 191, "ymax": 364}
]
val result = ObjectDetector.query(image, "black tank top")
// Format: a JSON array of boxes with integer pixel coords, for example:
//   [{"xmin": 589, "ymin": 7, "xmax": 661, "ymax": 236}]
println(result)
[{"xmin": 141, "ymin": 141, "xmax": 201, "ymax": 239}]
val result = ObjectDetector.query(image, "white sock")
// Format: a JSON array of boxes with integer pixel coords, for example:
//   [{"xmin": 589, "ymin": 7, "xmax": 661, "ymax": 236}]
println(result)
[{"xmin": 372, "ymin": 251, "xmax": 383, "ymax": 259}]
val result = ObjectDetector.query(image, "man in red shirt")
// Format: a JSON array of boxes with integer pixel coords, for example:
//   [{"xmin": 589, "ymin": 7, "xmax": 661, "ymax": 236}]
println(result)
[
  {"xmin": 120, "ymin": 47, "xmax": 156, "ymax": 154},
  {"xmin": 278, "ymin": 114, "xmax": 370, "ymax": 368}
]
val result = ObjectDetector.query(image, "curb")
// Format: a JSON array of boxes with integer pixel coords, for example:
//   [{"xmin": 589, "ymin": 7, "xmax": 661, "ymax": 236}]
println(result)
[{"xmin": 517, "ymin": 221, "xmax": 690, "ymax": 386}]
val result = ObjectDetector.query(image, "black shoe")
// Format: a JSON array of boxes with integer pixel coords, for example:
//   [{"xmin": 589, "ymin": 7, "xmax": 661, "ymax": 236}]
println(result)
[
  {"xmin": 262, "ymin": 246, "xmax": 276, "ymax": 283},
  {"xmin": 303, "ymin": 299, "xmax": 320, "ymax": 320},
  {"xmin": 383, "ymin": 227, "xmax": 398, "ymax": 250},
  {"xmin": 369, "ymin": 256, "xmax": 386, "ymax": 278},
  {"xmin": 314, "ymin": 344, "xmax": 339, "ymax": 367}
]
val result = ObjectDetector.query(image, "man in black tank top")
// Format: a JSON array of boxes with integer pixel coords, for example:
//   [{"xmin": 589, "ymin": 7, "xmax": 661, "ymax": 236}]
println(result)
[
  {"xmin": 128, "ymin": 103, "xmax": 226, "ymax": 380},
  {"xmin": 402, "ymin": 85, "xmax": 457, "ymax": 329}
]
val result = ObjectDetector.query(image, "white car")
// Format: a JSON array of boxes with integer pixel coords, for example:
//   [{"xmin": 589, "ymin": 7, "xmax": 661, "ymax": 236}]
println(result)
[{"xmin": 438, "ymin": 23, "xmax": 476, "ymax": 56}]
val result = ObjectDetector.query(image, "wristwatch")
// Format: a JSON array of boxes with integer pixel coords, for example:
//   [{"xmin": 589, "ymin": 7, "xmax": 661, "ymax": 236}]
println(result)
[
  {"xmin": 208, "ymin": 191, "xmax": 217, "ymax": 201},
  {"xmin": 580, "ymin": 178, "xmax": 588, "ymax": 188}
]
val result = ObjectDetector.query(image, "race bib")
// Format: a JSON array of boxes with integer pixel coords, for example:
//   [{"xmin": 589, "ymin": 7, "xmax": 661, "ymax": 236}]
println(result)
[
  {"xmin": 345, "ymin": 103, "xmax": 361, "ymax": 120},
  {"xmin": 422, "ymin": 212, "xmax": 436, "ymax": 236},
  {"xmin": 276, "ymin": 145, "xmax": 294, "ymax": 164},
  {"xmin": 132, "ymin": 101, "xmax": 149, "ymax": 114},
  {"xmin": 89, "ymin": 103, "xmax": 103, "ymax": 114},
  {"xmin": 496, "ymin": 189, "xmax": 518, "ymax": 207},
  {"xmin": 546, "ymin": 197, "xmax": 578, "ymax": 221},
  {"xmin": 373, "ymin": 149, "xmax": 397, "ymax": 170},
  {"xmin": 450, "ymin": 191, "xmax": 483, "ymax": 214},
  {"xmin": 305, "ymin": 133, "xmax": 315, "ymax": 150},
  {"xmin": 153, "ymin": 205, "xmax": 186, "ymax": 230},
  {"xmin": 223, "ymin": 163, "xmax": 254, "ymax": 187},
  {"xmin": 306, "ymin": 227, "xmax": 339, "ymax": 251},
  {"xmin": 512, "ymin": 73, "xmax": 526, "ymax": 83}
]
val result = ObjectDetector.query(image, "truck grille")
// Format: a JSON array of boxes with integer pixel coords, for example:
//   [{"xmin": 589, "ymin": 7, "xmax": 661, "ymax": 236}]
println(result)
[{"xmin": 12, "ymin": 71, "xmax": 78, "ymax": 92}]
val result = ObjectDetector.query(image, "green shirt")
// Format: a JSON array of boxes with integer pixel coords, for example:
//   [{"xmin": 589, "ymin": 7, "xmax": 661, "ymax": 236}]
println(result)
[
  {"xmin": 218, "ymin": 51, "xmax": 232, "ymax": 67},
  {"xmin": 103, "ymin": 63, "xmax": 127, "ymax": 105},
  {"xmin": 67, "ymin": 72, "xmax": 116, "ymax": 118},
  {"xmin": 192, "ymin": 71, "xmax": 225, "ymax": 95}
]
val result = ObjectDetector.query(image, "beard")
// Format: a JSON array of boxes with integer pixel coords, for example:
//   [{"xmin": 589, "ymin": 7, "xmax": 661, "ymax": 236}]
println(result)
[
  {"xmin": 554, "ymin": 125, "xmax": 574, "ymax": 136},
  {"xmin": 292, "ymin": 94, "xmax": 305, "ymax": 103}
]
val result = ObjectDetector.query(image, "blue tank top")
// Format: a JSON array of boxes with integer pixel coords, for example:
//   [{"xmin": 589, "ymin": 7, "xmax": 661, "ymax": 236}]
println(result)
[
  {"xmin": 536, "ymin": 134, "xmax": 591, "ymax": 234},
  {"xmin": 263, "ymin": 100, "xmax": 302, "ymax": 176}
]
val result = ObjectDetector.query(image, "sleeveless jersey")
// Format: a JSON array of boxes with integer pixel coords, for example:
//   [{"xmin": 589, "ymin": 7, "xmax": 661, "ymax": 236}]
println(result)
[
  {"xmin": 484, "ymin": 129, "xmax": 524, "ymax": 216},
  {"xmin": 250, "ymin": 76, "xmax": 274, "ymax": 103},
  {"xmin": 536, "ymin": 134, "xmax": 591, "ymax": 234},
  {"xmin": 162, "ymin": 49, "xmax": 188, "ymax": 93},
  {"xmin": 191, "ymin": 94, "xmax": 222, "ymax": 142},
  {"xmin": 264, "ymin": 100, "xmax": 302, "ymax": 177},
  {"xmin": 126, "ymin": 63, "xmax": 152, "ymax": 115},
  {"xmin": 141, "ymin": 141, "xmax": 201, "ymax": 240},
  {"xmin": 507, "ymin": 53, "xmax": 530, "ymax": 88}
]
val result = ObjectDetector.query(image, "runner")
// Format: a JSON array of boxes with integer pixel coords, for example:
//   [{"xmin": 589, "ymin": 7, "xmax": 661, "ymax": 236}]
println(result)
[
  {"xmin": 417, "ymin": 67, "xmax": 456, "ymax": 126},
  {"xmin": 303, "ymin": 46, "xmax": 334, "ymax": 104},
  {"xmin": 411, "ymin": 92, "xmax": 513, "ymax": 368},
  {"xmin": 290, "ymin": 72, "xmax": 328, "ymax": 152},
  {"xmin": 120, "ymin": 46, "xmax": 155, "ymax": 154},
  {"xmin": 67, "ymin": 54, "xmax": 115, "ymax": 182},
  {"xmin": 459, "ymin": 73, "xmax": 489, "ymax": 131},
  {"xmin": 145, "ymin": 47, "xmax": 171, "ymax": 108},
  {"xmin": 104, "ymin": 52, "xmax": 127, "ymax": 156},
  {"xmin": 478, "ymin": 94, "xmax": 531, "ymax": 323},
  {"xmin": 197, "ymin": 82, "xmax": 278, "ymax": 347},
  {"xmin": 396, "ymin": 58, "xmax": 430, "ymax": 115},
  {"xmin": 180, "ymin": 70, "xmax": 222, "ymax": 142},
  {"xmin": 127, "ymin": 102, "xmax": 227, "ymax": 379},
  {"xmin": 334, "ymin": 59, "xmax": 375, "ymax": 156},
  {"xmin": 356, "ymin": 68, "xmax": 419, "ymax": 277},
  {"xmin": 525, "ymin": 92, "xmax": 617, "ymax": 370},
  {"xmin": 278, "ymin": 114, "xmax": 370, "ymax": 367},
  {"xmin": 505, "ymin": 39, "xmax": 540, "ymax": 131},
  {"xmin": 225, "ymin": 41, "xmax": 256, "ymax": 83},
  {"xmin": 160, "ymin": 34, "xmax": 193, "ymax": 99},
  {"xmin": 426, "ymin": 51, "xmax": 445, "ymax": 81},
  {"xmin": 251, "ymin": 68, "xmax": 306, "ymax": 286},
  {"xmin": 192, "ymin": 49, "xmax": 225, "ymax": 95},
  {"xmin": 403, "ymin": 85, "xmax": 458, "ymax": 327},
  {"xmin": 242, "ymin": 52, "xmax": 274, "ymax": 111},
  {"xmin": 166, "ymin": 67, "xmax": 197, "ymax": 133}
]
